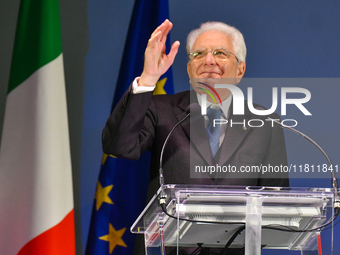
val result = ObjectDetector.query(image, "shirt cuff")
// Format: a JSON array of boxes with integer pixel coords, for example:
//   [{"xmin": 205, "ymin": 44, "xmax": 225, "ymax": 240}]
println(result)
[{"xmin": 132, "ymin": 77, "xmax": 156, "ymax": 94}]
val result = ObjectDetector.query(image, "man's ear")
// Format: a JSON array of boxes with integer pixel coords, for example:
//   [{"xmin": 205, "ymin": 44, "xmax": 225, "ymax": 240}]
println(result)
[
  {"xmin": 237, "ymin": 62, "xmax": 246, "ymax": 78},
  {"xmin": 187, "ymin": 62, "xmax": 192, "ymax": 78}
]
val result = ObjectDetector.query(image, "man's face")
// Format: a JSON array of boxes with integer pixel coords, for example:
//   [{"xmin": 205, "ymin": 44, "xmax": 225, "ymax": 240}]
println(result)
[{"xmin": 187, "ymin": 30, "xmax": 246, "ymax": 101}]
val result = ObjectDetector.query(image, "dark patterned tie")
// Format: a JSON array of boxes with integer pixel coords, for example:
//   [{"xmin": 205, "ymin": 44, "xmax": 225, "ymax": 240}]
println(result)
[{"xmin": 206, "ymin": 107, "xmax": 222, "ymax": 157}]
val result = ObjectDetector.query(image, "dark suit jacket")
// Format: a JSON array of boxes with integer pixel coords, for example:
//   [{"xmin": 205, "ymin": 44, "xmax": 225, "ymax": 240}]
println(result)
[{"xmin": 102, "ymin": 85, "xmax": 289, "ymax": 197}]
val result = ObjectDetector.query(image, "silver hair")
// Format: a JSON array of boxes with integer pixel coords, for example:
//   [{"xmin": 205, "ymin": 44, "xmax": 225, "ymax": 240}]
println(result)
[{"xmin": 186, "ymin": 21, "xmax": 247, "ymax": 63}]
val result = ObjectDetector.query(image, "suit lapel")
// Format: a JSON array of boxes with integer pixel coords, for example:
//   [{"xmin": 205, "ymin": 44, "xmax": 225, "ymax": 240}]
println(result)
[
  {"xmin": 176, "ymin": 90, "xmax": 214, "ymax": 166},
  {"xmin": 217, "ymin": 101, "xmax": 252, "ymax": 167}
]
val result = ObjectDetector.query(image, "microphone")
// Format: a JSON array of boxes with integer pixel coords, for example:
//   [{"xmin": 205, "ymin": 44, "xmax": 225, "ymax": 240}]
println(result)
[
  {"xmin": 268, "ymin": 117, "xmax": 340, "ymax": 214},
  {"xmin": 159, "ymin": 103, "xmax": 200, "ymax": 200}
]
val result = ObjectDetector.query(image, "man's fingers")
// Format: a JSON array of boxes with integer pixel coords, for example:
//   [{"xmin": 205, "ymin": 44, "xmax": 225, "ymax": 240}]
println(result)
[
  {"xmin": 148, "ymin": 30, "xmax": 162, "ymax": 46},
  {"xmin": 150, "ymin": 19, "xmax": 169, "ymax": 38},
  {"xmin": 150, "ymin": 20, "xmax": 172, "ymax": 46},
  {"xmin": 150, "ymin": 21, "xmax": 165, "ymax": 38},
  {"xmin": 160, "ymin": 20, "xmax": 173, "ymax": 44},
  {"xmin": 167, "ymin": 41, "xmax": 180, "ymax": 64}
]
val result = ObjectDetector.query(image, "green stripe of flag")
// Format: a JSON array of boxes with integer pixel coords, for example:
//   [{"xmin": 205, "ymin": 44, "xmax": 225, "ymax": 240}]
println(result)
[{"xmin": 8, "ymin": 0, "xmax": 62, "ymax": 94}]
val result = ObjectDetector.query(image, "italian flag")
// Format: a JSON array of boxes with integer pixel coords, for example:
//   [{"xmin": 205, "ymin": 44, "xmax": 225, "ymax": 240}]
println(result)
[{"xmin": 0, "ymin": 0, "xmax": 76, "ymax": 254}]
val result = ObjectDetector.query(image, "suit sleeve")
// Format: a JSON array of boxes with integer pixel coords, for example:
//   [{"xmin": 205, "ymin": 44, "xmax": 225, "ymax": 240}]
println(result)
[{"xmin": 102, "ymin": 84, "xmax": 157, "ymax": 160}]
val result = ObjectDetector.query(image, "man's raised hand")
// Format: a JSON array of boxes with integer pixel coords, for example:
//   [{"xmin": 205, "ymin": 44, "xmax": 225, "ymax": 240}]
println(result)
[{"xmin": 139, "ymin": 19, "xmax": 180, "ymax": 87}]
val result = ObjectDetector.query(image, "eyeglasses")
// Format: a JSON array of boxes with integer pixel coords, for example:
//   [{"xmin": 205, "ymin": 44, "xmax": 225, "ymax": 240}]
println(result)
[{"xmin": 188, "ymin": 49, "xmax": 239, "ymax": 63}]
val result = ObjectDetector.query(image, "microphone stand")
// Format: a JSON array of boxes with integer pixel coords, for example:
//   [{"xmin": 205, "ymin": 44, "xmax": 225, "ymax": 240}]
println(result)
[
  {"xmin": 159, "ymin": 112, "xmax": 191, "ymax": 203},
  {"xmin": 268, "ymin": 117, "xmax": 340, "ymax": 215}
]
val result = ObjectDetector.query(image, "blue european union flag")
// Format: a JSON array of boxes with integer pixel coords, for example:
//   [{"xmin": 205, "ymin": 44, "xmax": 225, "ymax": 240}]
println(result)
[{"xmin": 85, "ymin": 0, "xmax": 174, "ymax": 254}]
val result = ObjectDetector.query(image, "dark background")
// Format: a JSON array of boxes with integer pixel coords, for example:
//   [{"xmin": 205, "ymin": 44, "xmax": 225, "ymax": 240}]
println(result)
[{"xmin": 1, "ymin": 0, "xmax": 339, "ymax": 254}]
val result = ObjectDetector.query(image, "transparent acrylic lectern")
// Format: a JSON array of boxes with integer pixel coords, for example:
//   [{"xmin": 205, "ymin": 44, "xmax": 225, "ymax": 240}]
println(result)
[{"xmin": 131, "ymin": 185, "xmax": 337, "ymax": 255}]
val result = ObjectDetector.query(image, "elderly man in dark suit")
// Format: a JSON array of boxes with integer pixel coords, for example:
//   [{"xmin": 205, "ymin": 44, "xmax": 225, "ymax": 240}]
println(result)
[{"xmin": 102, "ymin": 19, "xmax": 288, "ymax": 254}]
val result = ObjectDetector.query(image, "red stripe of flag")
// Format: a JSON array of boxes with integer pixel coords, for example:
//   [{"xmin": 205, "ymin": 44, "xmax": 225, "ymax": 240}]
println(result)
[{"xmin": 17, "ymin": 210, "xmax": 75, "ymax": 255}]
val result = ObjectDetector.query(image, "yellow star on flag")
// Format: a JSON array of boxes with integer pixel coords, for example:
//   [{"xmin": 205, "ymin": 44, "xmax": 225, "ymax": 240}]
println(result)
[
  {"xmin": 101, "ymin": 153, "xmax": 116, "ymax": 165},
  {"xmin": 153, "ymin": 77, "xmax": 167, "ymax": 95},
  {"xmin": 94, "ymin": 181, "xmax": 114, "ymax": 210},
  {"xmin": 99, "ymin": 224, "xmax": 127, "ymax": 254}
]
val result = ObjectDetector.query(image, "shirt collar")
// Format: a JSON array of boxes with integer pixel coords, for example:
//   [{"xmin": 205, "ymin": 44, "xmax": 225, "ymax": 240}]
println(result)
[{"xmin": 196, "ymin": 93, "xmax": 232, "ymax": 119}]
